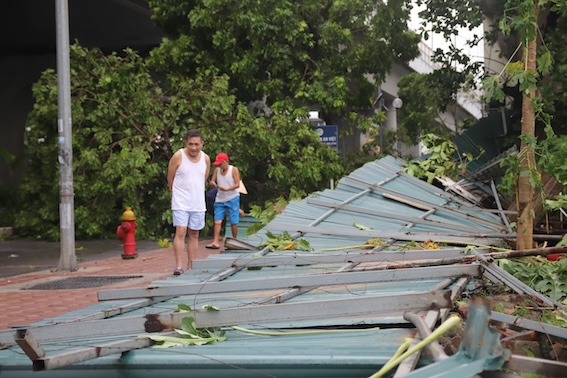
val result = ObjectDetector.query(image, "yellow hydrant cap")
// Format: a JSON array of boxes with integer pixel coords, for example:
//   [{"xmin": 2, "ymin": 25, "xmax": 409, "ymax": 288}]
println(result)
[{"xmin": 121, "ymin": 207, "xmax": 136, "ymax": 221}]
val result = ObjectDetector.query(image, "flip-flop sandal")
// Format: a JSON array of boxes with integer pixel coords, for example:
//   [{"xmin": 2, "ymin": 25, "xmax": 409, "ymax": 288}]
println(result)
[
  {"xmin": 205, "ymin": 244, "xmax": 220, "ymax": 249},
  {"xmin": 173, "ymin": 268, "xmax": 184, "ymax": 276}
]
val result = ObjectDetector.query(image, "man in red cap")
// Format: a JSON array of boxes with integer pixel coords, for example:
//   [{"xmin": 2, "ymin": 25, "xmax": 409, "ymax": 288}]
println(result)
[{"xmin": 207, "ymin": 152, "xmax": 241, "ymax": 249}]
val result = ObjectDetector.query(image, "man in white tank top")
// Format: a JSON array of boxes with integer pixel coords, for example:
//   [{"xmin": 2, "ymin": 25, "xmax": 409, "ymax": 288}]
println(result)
[
  {"xmin": 167, "ymin": 129, "xmax": 210, "ymax": 275},
  {"xmin": 207, "ymin": 152, "xmax": 240, "ymax": 249}
]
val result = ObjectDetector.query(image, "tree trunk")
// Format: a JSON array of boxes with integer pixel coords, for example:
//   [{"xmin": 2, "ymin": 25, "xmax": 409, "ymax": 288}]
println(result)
[{"xmin": 516, "ymin": 19, "xmax": 538, "ymax": 250}]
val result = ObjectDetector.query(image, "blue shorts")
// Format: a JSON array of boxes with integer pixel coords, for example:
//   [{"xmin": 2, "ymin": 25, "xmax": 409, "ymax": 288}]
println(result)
[
  {"xmin": 214, "ymin": 196, "xmax": 240, "ymax": 224},
  {"xmin": 172, "ymin": 210, "xmax": 205, "ymax": 230}
]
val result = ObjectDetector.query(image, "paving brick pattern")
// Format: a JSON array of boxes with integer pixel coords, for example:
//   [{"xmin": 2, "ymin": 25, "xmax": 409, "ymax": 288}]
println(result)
[{"xmin": 0, "ymin": 239, "xmax": 220, "ymax": 330}]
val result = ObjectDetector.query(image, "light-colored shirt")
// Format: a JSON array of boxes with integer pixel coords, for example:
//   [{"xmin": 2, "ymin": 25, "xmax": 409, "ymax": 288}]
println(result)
[
  {"xmin": 215, "ymin": 165, "xmax": 239, "ymax": 203},
  {"xmin": 171, "ymin": 150, "xmax": 206, "ymax": 211}
]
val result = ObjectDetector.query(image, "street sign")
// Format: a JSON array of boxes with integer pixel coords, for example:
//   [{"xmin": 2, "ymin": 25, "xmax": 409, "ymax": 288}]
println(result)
[{"xmin": 314, "ymin": 125, "xmax": 338, "ymax": 149}]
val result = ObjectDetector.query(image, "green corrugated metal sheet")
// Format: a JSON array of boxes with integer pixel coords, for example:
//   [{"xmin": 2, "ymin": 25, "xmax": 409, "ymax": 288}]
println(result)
[{"xmin": 452, "ymin": 112, "xmax": 508, "ymax": 173}]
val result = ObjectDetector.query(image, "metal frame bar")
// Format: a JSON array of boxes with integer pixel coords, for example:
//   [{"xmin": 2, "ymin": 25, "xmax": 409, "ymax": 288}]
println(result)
[
  {"xmin": 19, "ymin": 291, "xmax": 452, "ymax": 371},
  {"xmin": 503, "ymin": 354, "xmax": 567, "ymax": 377},
  {"xmin": 490, "ymin": 178, "xmax": 513, "ymax": 232},
  {"xmin": 474, "ymin": 250, "xmax": 567, "ymax": 311},
  {"xmin": 394, "ymin": 277, "xmax": 469, "ymax": 377},
  {"xmin": 14, "ymin": 329, "xmax": 45, "ymax": 361},
  {"xmin": 16, "ymin": 290, "xmax": 452, "ymax": 346},
  {"xmin": 402, "ymin": 300, "xmax": 509, "ymax": 378},
  {"xmin": 191, "ymin": 248, "xmax": 491, "ymax": 269},
  {"xmin": 436, "ymin": 176, "xmax": 483, "ymax": 204},
  {"xmin": 397, "ymin": 170, "xmax": 485, "ymax": 208},
  {"xmin": 0, "ymin": 297, "xmax": 172, "ymax": 349},
  {"xmin": 306, "ymin": 198, "xmax": 489, "ymax": 233},
  {"xmin": 33, "ymin": 337, "xmax": 152, "ymax": 371},
  {"xmin": 264, "ymin": 224, "xmax": 509, "ymax": 244},
  {"xmin": 343, "ymin": 176, "xmax": 506, "ymax": 230},
  {"xmin": 482, "ymin": 264, "xmax": 562, "ymax": 309},
  {"xmin": 403, "ymin": 312, "xmax": 448, "ymax": 361},
  {"xmin": 205, "ymin": 177, "xmax": 395, "ymax": 284},
  {"xmin": 490, "ymin": 311, "xmax": 567, "ymax": 340},
  {"xmin": 98, "ymin": 264, "xmax": 480, "ymax": 301}
]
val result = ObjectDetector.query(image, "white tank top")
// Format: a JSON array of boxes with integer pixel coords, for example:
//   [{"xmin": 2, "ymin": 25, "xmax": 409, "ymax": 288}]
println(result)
[
  {"xmin": 171, "ymin": 149, "xmax": 206, "ymax": 211},
  {"xmin": 215, "ymin": 165, "xmax": 239, "ymax": 203}
]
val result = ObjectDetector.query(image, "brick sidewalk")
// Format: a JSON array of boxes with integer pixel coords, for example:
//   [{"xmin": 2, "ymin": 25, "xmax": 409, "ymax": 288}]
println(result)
[{"xmin": 0, "ymin": 239, "xmax": 220, "ymax": 330}]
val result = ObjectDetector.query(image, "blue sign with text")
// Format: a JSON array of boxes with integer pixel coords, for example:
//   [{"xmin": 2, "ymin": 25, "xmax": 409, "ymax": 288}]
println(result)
[{"xmin": 314, "ymin": 125, "xmax": 338, "ymax": 149}]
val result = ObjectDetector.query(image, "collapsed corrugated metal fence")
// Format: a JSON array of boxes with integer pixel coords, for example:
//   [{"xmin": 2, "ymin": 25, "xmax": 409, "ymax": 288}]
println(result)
[{"xmin": 2, "ymin": 156, "xmax": 567, "ymax": 377}]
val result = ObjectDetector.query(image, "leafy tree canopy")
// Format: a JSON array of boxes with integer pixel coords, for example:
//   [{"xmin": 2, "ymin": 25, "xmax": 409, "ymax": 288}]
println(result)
[
  {"xmin": 15, "ymin": 45, "xmax": 343, "ymax": 240},
  {"xmin": 397, "ymin": 69, "xmax": 469, "ymax": 144},
  {"xmin": 414, "ymin": 0, "xmax": 567, "ymax": 140},
  {"xmin": 147, "ymin": 0, "xmax": 421, "ymax": 116},
  {"xmin": 15, "ymin": 0, "xmax": 427, "ymax": 240},
  {"xmin": 411, "ymin": 0, "xmax": 567, "ymax": 249}
]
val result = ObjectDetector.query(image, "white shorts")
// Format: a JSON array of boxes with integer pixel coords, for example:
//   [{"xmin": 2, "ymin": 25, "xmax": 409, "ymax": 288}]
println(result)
[{"xmin": 172, "ymin": 210, "xmax": 205, "ymax": 230}]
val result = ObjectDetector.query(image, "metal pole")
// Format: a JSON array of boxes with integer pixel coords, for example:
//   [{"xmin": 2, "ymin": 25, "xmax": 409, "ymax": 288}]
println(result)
[{"xmin": 55, "ymin": 0, "xmax": 77, "ymax": 271}]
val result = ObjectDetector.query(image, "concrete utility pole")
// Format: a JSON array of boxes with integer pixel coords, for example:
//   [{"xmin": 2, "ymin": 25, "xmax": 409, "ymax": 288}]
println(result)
[{"xmin": 55, "ymin": 0, "xmax": 77, "ymax": 271}]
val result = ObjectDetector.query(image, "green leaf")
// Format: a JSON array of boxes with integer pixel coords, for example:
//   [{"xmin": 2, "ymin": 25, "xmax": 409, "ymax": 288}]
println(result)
[
  {"xmin": 537, "ymin": 49, "xmax": 553, "ymax": 75},
  {"xmin": 202, "ymin": 305, "xmax": 219, "ymax": 311},
  {"xmin": 181, "ymin": 317, "xmax": 198, "ymax": 335},
  {"xmin": 481, "ymin": 76, "xmax": 505, "ymax": 103},
  {"xmin": 557, "ymin": 234, "xmax": 567, "ymax": 247},
  {"xmin": 176, "ymin": 304, "xmax": 193, "ymax": 312},
  {"xmin": 353, "ymin": 222, "xmax": 373, "ymax": 230},
  {"xmin": 145, "ymin": 334, "xmax": 227, "ymax": 347}
]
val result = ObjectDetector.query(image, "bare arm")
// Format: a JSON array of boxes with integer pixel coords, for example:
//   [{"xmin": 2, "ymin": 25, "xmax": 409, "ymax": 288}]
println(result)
[
  {"xmin": 167, "ymin": 151, "xmax": 181, "ymax": 192},
  {"xmin": 209, "ymin": 167, "xmax": 219, "ymax": 188},
  {"xmin": 204, "ymin": 153, "xmax": 211, "ymax": 184},
  {"xmin": 231, "ymin": 166, "xmax": 241, "ymax": 191}
]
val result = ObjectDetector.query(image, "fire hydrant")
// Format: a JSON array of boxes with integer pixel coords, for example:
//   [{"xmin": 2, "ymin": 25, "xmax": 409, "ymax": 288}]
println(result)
[{"xmin": 116, "ymin": 207, "xmax": 138, "ymax": 259}]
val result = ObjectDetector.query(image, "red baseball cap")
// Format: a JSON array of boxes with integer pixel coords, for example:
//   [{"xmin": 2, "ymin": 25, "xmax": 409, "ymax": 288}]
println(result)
[{"xmin": 213, "ymin": 152, "xmax": 229, "ymax": 165}]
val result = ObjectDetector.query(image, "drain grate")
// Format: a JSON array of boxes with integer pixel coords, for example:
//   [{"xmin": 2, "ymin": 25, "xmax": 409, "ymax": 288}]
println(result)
[{"xmin": 25, "ymin": 275, "xmax": 144, "ymax": 290}]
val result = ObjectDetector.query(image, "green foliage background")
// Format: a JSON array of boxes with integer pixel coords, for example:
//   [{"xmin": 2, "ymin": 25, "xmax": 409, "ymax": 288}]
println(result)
[
  {"xmin": 13, "ymin": 0, "xmax": 425, "ymax": 240},
  {"xmin": 15, "ymin": 45, "xmax": 344, "ymax": 240},
  {"xmin": 397, "ymin": 73, "xmax": 451, "ymax": 144},
  {"xmin": 147, "ymin": 0, "xmax": 421, "ymax": 113}
]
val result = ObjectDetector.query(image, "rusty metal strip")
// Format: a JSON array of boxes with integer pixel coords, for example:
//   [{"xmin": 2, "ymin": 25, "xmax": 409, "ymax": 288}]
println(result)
[
  {"xmin": 503, "ymin": 354, "xmax": 567, "ymax": 377},
  {"xmin": 14, "ymin": 329, "xmax": 45, "ymax": 361},
  {"xmin": 33, "ymin": 337, "xmax": 151, "ymax": 371}
]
